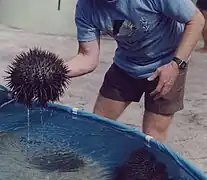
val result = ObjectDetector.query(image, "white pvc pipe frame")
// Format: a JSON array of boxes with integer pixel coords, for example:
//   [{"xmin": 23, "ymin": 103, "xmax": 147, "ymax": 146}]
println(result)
[{"xmin": 0, "ymin": 0, "xmax": 77, "ymax": 36}]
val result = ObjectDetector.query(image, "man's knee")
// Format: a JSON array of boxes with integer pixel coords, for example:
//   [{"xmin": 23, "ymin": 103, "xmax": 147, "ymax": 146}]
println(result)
[
  {"xmin": 93, "ymin": 94, "xmax": 130, "ymax": 120},
  {"xmin": 143, "ymin": 95, "xmax": 181, "ymax": 142},
  {"xmin": 143, "ymin": 110, "xmax": 173, "ymax": 142}
]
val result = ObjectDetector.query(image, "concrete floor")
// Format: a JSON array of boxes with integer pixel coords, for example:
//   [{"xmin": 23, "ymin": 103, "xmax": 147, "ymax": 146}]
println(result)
[{"xmin": 0, "ymin": 24, "xmax": 206, "ymax": 174}]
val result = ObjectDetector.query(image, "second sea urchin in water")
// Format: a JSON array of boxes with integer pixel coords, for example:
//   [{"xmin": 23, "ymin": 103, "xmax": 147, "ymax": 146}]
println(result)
[
  {"xmin": 4, "ymin": 48, "xmax": 70, "ymax": 107},
  {"xmin": 114, "ymin": 148, "xmax": 168, "ymax": 180}
]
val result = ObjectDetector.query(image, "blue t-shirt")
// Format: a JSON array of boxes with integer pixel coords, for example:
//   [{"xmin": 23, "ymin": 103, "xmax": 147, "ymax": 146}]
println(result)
[{"xmin": 75, "ymin": 0, "xmax": 195, "ymax": 78}]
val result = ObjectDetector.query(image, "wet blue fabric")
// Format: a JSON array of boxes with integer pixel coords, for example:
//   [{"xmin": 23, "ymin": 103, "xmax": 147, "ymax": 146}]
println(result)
[
  {"xmin": 0, "ymin": 86, "xmax": 206, "ymax": 179},
  {"xmin": 75, "ymin": 0, "xmax": 196, "ymax": 78}
]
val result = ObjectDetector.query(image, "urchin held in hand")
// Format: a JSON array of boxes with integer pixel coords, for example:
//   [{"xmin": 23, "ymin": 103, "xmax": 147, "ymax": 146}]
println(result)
[{"xmin": 5, "ymin": 48, "xmax": 70, "ymax": 107}]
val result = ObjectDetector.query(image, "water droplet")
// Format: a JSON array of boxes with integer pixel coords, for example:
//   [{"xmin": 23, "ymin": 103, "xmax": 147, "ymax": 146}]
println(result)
[{"xmin": 27, "ymin": 108, "xmax": 30, "ymax": 150}]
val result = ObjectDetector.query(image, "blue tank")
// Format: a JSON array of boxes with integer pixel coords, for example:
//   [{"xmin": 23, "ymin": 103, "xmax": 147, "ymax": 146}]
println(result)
[{"xmin": 0, "ymin": 85, "xmax": 206, "ymax": 180}]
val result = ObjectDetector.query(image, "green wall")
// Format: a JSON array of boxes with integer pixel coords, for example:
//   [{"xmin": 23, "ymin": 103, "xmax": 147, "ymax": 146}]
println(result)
[
  {"xmin": 0, "ymin": 0, "xmax": 77, "ymax": 36},
  {"xmin": 193, "ymin": 0, "xmax": 197, "ymax": 4},
  {"xmin": 0, "ymin": 0, "xmax": 198, "ymax": 36}
]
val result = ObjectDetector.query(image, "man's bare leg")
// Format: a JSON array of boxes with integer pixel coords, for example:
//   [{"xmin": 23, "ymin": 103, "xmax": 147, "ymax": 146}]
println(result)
[
  {"xmin": 196, "ymin": 10, "xmax": 207, "ymax": 53},
  {"xmin": 93, "ymin": 94, "xmax": 130, "ymax": 120},
  {"xmin": 142, "ymin": 110, "xmax": 173, "ymax": 142},
  {"xmin": 94, "ymin": 94, "xmax": 173, "ymax": 142}
]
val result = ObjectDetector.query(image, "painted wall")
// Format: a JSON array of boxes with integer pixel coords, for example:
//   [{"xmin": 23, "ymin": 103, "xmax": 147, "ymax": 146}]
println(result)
[
  {"xmin": 0, "ymin": 0, "xmax": 77, "ymax": 36},
  {"xmin": 0, "ymin": 0, "xmax": 197, "ymax": 36}
]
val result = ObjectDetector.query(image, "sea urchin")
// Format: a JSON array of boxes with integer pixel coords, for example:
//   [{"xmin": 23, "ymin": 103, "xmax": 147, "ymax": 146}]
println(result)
[
  {"xmin": 114, "ymin": 148, "xmax": 168, "ymax": 180},
  {"xmin": 4, "ymin": 47, "xmax": 70, "ymax": 107}
]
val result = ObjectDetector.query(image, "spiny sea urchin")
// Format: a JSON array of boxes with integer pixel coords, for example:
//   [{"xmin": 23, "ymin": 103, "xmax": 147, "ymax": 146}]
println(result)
[
  {"xmin": 114, "ymin": 148, "xmax": 168, "ymax": 180},
  {"xmin": 4, "ymin": 47, "xmax": 70, "ymax": 107}
]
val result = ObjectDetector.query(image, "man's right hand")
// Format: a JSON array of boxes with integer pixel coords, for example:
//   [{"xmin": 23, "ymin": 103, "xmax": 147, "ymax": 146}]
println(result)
[{"xmin": 66, "ymin": 39, "xmax": 100, "ymax": 78}]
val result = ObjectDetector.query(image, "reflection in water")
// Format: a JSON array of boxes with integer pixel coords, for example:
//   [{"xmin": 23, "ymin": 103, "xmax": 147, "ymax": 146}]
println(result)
[{"xmin": 0, "ymin": 130, "xmax": 111, "ymax": 180}]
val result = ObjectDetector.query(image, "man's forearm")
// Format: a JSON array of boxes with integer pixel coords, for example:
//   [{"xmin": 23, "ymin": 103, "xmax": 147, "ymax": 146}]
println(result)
[
  {"xmin": 66, "ymin": 54, "xmax": 98, "ymax": 78},
  {"xmin": 175, "ymin": 9, "xmax": 205, "ymax": 61}
]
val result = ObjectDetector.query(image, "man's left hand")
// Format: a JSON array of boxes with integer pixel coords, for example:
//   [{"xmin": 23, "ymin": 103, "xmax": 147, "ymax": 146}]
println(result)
[{"xmin": 148, "ymin": 61, "xmax": 179, "ymax": 100}]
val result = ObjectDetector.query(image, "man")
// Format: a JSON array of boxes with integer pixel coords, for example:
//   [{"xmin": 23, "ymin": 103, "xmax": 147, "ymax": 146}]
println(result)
[
  {"xmin": 67, "ymin": 0, "xmax": 204, "ymax": 142},
  {"xmin": 196, "ymin": 0, "xmax": 207, "ymax": 53}
]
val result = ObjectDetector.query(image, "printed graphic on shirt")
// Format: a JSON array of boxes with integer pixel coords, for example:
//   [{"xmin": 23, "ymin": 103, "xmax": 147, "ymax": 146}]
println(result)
[
  {"xmin": 102, "ymin": 19, "xmax": 136, "ymax": 37},
  {"xmin": 103, "ymin": 17, "xmax": 150, "ymax": 39}
]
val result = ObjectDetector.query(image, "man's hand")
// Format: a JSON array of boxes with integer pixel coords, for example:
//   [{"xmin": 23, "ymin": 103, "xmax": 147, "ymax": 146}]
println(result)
[{"xmin": 148, "ymin": 61, "xmax": 179, "ymax": 100}]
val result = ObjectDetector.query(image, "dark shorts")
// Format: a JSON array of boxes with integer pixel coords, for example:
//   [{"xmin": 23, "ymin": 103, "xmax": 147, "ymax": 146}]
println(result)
[
  {"xmin": 197, "ymin": 0, "xmax": 207, "ymax": 11},
  {"xmin": 99, "ymin": 63, "xmax": 187, "ymax": 115}
]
